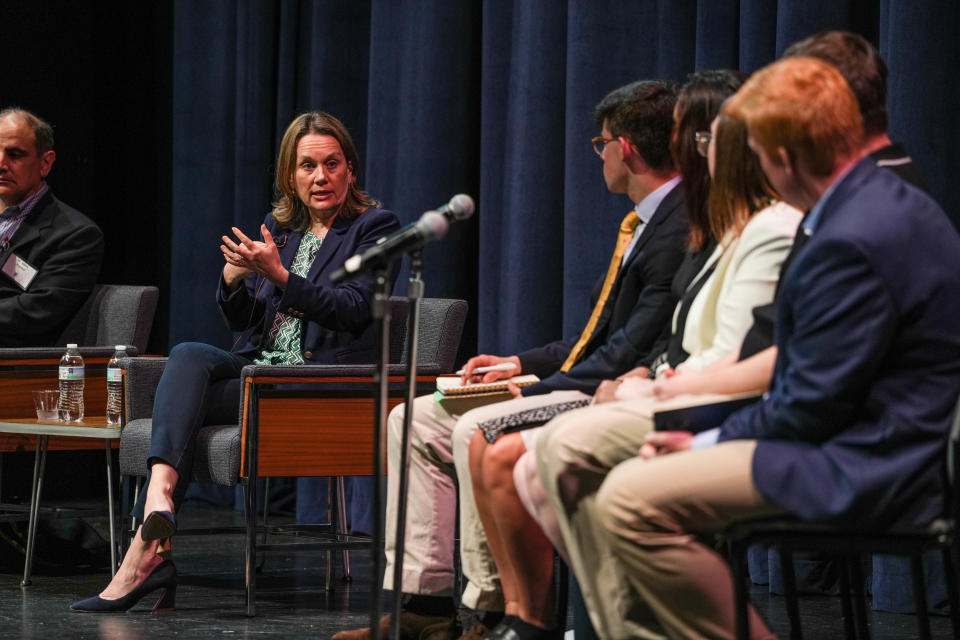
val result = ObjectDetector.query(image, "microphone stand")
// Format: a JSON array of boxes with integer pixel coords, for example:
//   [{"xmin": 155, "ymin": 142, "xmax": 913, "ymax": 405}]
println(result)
[
  {"xmin": 389, "ymin": 249, "xmax": 425, "ymax": 640},
  {"xmin": 369, "ymin": 268, "xmax": 394, "ymax": 640}
]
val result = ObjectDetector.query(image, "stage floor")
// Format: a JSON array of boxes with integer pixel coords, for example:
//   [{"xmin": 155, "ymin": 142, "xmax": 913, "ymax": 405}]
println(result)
[{"xmin": 0, "ymin": 504, "xmax": 951, "ymax": 639}]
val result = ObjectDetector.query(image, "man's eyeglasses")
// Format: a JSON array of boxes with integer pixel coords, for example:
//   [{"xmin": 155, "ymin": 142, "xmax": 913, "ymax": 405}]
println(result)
[
  {"xmin": 694, "ymin": 131, "xmax": 713, "ymax": 158},
  {"xmin": 591, "ymin": 136, "xmax": 638, "ymax": 158}
]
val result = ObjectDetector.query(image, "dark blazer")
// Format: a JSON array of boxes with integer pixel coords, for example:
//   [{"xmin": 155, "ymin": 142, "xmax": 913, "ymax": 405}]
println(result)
[
  {"xmin": 218, "ymin": 207, "xmax": 400, "ymax": 364},
  {"xmin": 719, "ymin": 158, "xmax": 960, "ymax": 529},
  {"xmin": 520, "ymin": 183, "xmax": 688, "ymax": 395},
  {"xmin": 0, "ymin": 191, "xmax": 104, "ymax": 347}
]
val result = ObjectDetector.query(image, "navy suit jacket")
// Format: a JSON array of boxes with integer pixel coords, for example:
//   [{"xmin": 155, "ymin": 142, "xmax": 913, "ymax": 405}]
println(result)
[
  {"xmin": 520, "ymin": 183, "xmax": 688, "ymax": 395},
  {"xmin": 218, "ymin": 207, "xmax": 400, "ymax": 364},
  {"xmin": 0, "ymin": 191, "xmax": 103, "ymax": 347},
  {"xmin": 719, "ymin": 158, "xmax": 960, "ymax": 529}
]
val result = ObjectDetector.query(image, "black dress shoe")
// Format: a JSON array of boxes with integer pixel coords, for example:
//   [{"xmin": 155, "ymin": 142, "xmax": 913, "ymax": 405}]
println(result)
[
  {"xmin": 486, "ymin": 618, "xmax": 562, "ymax": 640},
  {"xmin": 332, "ymin": 610, "xmax": 457, "ymax": 640},
  {"xmin": 70, "ymin": 559, "xmax": 178, "ymax": 612}
]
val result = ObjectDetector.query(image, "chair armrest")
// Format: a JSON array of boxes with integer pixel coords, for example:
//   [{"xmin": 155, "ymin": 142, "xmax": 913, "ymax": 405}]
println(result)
[
  {"xmin": 121, "ymin": 356, "xmax": 168, "ymax": 421},
  {"xmin": 241, "ymin": 363, "xmax": 446, "ymax": 380}
]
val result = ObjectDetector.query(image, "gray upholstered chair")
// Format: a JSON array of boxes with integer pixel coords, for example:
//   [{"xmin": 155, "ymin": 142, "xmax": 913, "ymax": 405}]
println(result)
[
  {"xmin": 118, "ymin": 296, "xmax": 468, "ymax": 615},
  {"xmin": 0, "ymin": 283, "xmax": 159, "ymax": 360},
  {"xmin": 0, "ymin": 284, "xmax": 159, "ymax": 421},
  {"xmin": 55, "ymin": 283, "xmax": 159, "ymax": 355}
]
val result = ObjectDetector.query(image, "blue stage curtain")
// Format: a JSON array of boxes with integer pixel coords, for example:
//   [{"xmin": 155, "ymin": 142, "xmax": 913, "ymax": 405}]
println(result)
[
  {"xmin": 170, "ymin": 0, "xmax": 960, "ymax": 612},
  {"xmin": 170, "ymin": 0, "xmax": 960, "ymax": 355}
]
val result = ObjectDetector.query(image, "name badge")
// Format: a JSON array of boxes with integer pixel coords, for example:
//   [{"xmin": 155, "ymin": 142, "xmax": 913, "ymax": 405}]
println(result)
[{"xmin": 1, "ymin": 252, "xmax": 39, "ymax": 291}]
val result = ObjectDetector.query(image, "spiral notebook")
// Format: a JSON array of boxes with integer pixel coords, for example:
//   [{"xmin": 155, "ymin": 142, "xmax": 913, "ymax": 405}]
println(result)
[{"xmin": 433, "ymin": 374, "xmax": 541, "ymax": 400}]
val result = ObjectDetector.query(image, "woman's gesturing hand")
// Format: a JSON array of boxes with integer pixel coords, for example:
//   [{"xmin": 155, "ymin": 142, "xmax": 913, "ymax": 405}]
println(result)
[{"xmin": 221, "ymin": 224, "xmax": 290, "ymax": 289}]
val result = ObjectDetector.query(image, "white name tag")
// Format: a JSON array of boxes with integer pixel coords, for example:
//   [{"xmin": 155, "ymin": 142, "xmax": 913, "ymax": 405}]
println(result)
[{"xmin": 1, "ymin": 252, "xmax": 39, "ymax": 290}]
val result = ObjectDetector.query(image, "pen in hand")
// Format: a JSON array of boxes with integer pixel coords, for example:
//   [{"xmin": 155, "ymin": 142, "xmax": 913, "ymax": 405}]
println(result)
[{"xmin": 455, "ymin": 362, "xmax": 518, "ymax": 376}]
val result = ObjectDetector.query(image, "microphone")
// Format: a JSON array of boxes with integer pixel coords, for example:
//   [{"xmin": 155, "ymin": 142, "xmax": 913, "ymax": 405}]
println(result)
[
  {"xmin": 435, "ymin": 193, "xmax": 475, "ymax": 222},
  {"xmin": 331, "ymin": 211, "xmax": 449, "ymax": 283}
]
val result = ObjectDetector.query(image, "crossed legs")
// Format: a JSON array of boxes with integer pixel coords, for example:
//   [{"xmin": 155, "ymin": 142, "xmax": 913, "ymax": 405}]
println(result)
[{"xmin": 97, "ymin": 342, "xmax": 247, "ymax": 600}]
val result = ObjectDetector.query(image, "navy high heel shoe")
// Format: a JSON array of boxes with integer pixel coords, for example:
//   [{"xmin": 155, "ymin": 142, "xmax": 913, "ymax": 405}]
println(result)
[
  {"xmin": 70, "ymin": 560, "xmax": 177, "ymax": 612},
  {"xmin": 141, "ymin": 510, "xmax": 177, "ymax": 541}
]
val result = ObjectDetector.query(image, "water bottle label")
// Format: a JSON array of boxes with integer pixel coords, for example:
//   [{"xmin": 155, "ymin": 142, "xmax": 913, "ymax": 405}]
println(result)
[
  {"xmin": 59, "ymin": 365, "xmax": 85, "ymax": 380},
  {"xmin": 107, "ymin": 368, "xmax": 123, "ymax": 382}
]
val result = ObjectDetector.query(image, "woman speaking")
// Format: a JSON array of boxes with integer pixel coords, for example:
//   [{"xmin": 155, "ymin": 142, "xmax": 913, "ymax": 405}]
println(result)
[{"xmin": 71, "ymin": 111, "xmax": 400, "ymax": 612}]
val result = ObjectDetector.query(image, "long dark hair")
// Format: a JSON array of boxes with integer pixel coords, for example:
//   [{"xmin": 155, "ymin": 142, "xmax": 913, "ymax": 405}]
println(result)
[{"xmin": 671, "ymin": 70, "xmax": 746, "ymax": 251}]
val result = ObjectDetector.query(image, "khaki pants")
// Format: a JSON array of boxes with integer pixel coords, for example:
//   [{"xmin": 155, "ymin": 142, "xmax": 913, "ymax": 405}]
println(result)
[
  {"xmin": 383, "ymin": 389, "xmax": 588, "ymax": 610},
  {"xmin": 536, "ymin": 399, "xmax": 783, "ymax": 639}
]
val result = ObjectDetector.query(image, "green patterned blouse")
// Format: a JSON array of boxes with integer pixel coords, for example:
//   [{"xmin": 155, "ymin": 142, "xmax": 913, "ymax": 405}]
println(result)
[{"xmin": 252, "ymin": 231, "xmax": 324, "ymax": 365}]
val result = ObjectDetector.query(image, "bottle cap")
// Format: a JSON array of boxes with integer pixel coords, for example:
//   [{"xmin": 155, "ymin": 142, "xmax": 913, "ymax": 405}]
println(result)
[{"xmin": 67, "ymin": 343, "xmax": 78, "ymax": 348}]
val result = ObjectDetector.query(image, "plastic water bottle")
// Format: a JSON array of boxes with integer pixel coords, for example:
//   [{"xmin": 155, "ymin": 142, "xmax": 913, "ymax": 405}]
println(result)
[
  {"xmin": 58, "ymin": 343, "xmax": 85, "ymax": 422},
  {"xmin": 106, "ymin": 345, "xmax": 127, "ymax": 425}
]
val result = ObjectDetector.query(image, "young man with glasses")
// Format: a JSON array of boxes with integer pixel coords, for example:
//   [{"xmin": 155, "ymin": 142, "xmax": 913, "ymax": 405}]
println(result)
[{"xmin": 334, "ymin": 80, "xmax": 689, "ymax": 640}]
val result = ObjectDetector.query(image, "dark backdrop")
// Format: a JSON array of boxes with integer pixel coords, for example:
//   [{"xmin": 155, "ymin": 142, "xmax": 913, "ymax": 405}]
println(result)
[
  {"xmin": 3, "ymin": 0, "xmax": 172, "ymax": 354},
  {"xmin": 5, "ymin": 0, "xmax": 959, "ymax": 359}
]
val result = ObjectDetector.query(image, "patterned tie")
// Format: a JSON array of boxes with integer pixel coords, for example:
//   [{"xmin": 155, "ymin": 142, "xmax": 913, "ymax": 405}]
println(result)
[
  {"xmin": 0, "ymin": 206, "xmax": 22, "ymax": 248},
  {"xmin": 560, "ymin": 209, "xmax": 641, "ymax": 372},
  {"xmin": 478, "ymin": 398, "xmax": 592, "ymax": 443}
]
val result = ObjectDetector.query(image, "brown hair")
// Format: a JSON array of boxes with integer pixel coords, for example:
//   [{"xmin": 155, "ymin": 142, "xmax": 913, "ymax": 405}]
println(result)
[
  {"xmin": 784, "ymin": 30, "xmax": 888, "ymax": 138},
  {"xmin": 707, "ymin": 113, "xmax": 776, "ymax": 245},
  {"xmin": 272, "ymin": 111, "xmax": 380, "ymax": 232},
  {"xmin": 725, "ymin": 57, "xmax": 863, "ymax": 177},
  {"xmin": 671, "ymin": 70, "xmax": 746, "ymax": 251},
  {"xmin": 594, "ymin": 80, "xmax": 678, "ymax": 173}
]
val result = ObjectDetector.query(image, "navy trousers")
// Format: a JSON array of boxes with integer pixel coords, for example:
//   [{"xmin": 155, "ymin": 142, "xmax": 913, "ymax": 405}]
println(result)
[{"xmin": 132, "ymin": 342, "xmax": 249, "ymax": 520}]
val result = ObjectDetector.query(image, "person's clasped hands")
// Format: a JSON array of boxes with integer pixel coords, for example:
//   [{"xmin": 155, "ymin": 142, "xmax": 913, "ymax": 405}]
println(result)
[{"xmin": 221, "ymin": 224, "xmax": 290, "ymax": 288}]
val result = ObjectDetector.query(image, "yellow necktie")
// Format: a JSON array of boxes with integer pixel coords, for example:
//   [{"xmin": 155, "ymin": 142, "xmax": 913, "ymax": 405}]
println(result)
[{"xmin": 560, "ymin": 210, "xmax": 641, "ymax": 372}]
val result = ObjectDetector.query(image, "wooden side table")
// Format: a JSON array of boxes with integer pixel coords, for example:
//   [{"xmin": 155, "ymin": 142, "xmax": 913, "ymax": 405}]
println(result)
[{"xmin": 0, "ymin": 417, "xmax": 120, "ymax": 586}]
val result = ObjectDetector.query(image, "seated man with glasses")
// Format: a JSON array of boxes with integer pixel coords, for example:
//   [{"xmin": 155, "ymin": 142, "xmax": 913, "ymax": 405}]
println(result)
[{"xmin": 334, "ymin": 80, "xmax": 689, "ymax": 640}]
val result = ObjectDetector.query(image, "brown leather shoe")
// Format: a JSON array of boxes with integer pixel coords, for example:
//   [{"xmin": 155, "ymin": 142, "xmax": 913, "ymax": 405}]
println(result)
[
  {"xmin": 332, "ymin": 612, "xmax": 457, "ymax": 640},
  {"xmin": 457, "ymin": 621, "xmax": 493, "ymax": 640}
]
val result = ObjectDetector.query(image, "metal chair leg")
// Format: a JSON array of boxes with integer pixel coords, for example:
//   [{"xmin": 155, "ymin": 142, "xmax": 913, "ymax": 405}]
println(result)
[
  {"xmin": 837, "ymin": 555, "xmax": 856, "ymax": 640},
  {"xmin": 728, "ymin": 539, "xmax": 751, "ymax": 640},
  {"xmin": 257, "ymin": 478, "xmax": 270, "ymax": 572},
  {"xmin": 848, "ymin": 556, "xmax": 870, "ymax": 640},
  {"xmin": 244, "ymin": 478, "xmax": 257, "ymax": 617},
  {"xmin": 105, "ymin": 440, "xmax": 117, "ymax": 576},
  {"xmin": 119, "ymin": 475, "xmax": 130, "ymax": 559},
  {"xmin": 942, "ymin": 546, "xmax": 960, "ymax": 639},
  {"xmin": 910, "ymin": 553, "xmax": 932, "ymax": 640},
  {"xmin": 337, "ymin": 476, "xmax": 351, "ymax": 579},
  {"xmin": 21, "ymin": 435, "xmax": 49, "ymax": 587},
  {"xmin": 325, "ymin": 477, "xmax": 334, "ymax": 592},
  {"xmin": 778, "ymin": 546, "xmax": 802, "ymax": 640}
]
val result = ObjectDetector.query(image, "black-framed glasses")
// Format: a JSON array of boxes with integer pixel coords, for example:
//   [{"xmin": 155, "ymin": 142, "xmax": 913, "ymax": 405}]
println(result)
[
  {"xmin": 694, "ymin": 131, "xmax": 713, "ymax": 158},
  {"xmin": 591, "ymin": 136, "xmax": 638, "ymax": 157}
]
